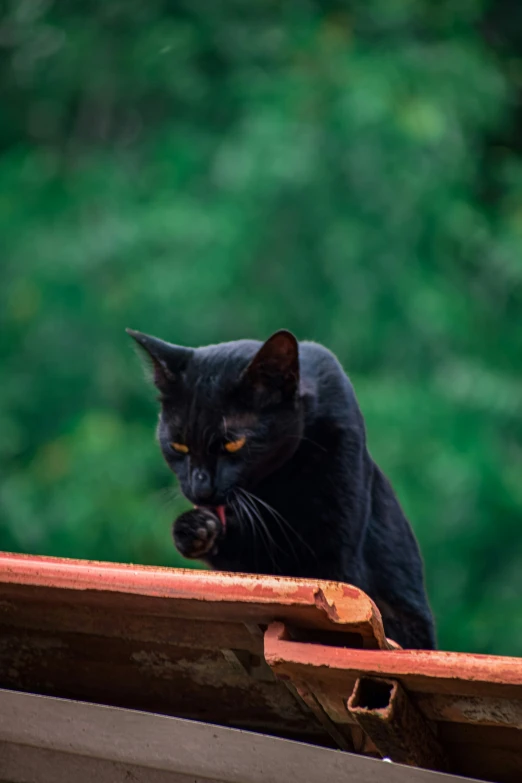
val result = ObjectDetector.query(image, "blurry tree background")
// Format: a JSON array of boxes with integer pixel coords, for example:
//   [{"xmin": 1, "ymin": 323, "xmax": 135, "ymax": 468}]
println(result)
[{"xmin": 1, "ymin": 0, "xmax": 522, "ymax": 655}]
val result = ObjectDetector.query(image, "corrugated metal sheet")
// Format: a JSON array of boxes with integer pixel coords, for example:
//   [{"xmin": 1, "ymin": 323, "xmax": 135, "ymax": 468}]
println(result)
[{"xmin": 0, "ymin": 552, "xmax": 521, "ymax": 782}]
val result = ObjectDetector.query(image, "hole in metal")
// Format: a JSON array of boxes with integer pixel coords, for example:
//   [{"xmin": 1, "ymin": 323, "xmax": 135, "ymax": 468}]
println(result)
[{"xmin": 353, "ymin": 678, "xmax": 393, "ymax": 711}]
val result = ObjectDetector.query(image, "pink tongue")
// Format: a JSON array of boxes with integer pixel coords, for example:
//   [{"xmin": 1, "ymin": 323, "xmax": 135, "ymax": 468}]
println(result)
[{"xmin": 215, "ymin": 505, "xmax": 226, "ymax": 530}]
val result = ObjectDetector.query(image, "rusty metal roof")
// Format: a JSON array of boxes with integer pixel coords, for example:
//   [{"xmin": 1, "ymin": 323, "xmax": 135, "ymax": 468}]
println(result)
[{"xmin": 0, "ymin": 552, "xmax": 521, "ymax": 783}]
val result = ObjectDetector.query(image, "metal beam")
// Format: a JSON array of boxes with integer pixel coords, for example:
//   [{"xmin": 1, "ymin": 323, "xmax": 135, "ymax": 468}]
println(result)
[
  {"xmin": 347, "ymin": 676, "xmax": 448, "ymax": 771},
  {"xmin": 0, "ymin": 689, "xmax": 470, "ymax": 783}
]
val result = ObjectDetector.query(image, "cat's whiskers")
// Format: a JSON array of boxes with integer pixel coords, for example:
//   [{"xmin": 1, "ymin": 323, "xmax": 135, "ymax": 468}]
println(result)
[
  {"xmin": 240, "ymin": 493, "xmax": 266, "ymax": 567},
  {"xmin": 239, "ymin": 487, "xmax": 316, "ymax": 559},
  {"xmin": 232, "ymin": 490, "xmax": 277, "ymax": 572},
  {"xmin": 240, "ymin": 492, "xmax": 280, "ymax": 569},
  {"xmin": 158, "ymin": 485, "xmax": 183, "ymax": 509},
  {"xmin": 240, "ymin": 489, "xmax": 298, "ymax": 562},
  {"xmin": 286, "ymin": 434, "xmax": 327, "ymax": 452},
  {"xmin": 235, "ymin": 488, "xmax": 281, "ymax": 571},
  {"xmin": 228, "ymin": 493, "xmax": 250, "ymax": 564},
  {"xmin": 237, "ymin": 488, "xmax": 292, "ymax": 564}
]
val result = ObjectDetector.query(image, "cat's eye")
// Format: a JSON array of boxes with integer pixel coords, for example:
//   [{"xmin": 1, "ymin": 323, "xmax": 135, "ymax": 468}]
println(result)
[
  {"xmin": 171, "ymin": 442, "xmax": 189, "ymax": 454},
  {"xmin": 224, "ymin": 437, "xmax": 246, "ymax": 453}
]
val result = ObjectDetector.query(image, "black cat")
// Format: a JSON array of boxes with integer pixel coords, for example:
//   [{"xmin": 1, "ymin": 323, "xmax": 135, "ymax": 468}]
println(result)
[{"xmin": 128, "ymin": 328, "xmax": 436, "ymax": 649}]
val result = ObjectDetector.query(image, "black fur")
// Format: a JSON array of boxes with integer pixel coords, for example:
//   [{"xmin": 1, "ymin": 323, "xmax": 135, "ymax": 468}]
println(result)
[{"xmin": 128, "ymin": 328, "xmax": 436, "ymax": 649}]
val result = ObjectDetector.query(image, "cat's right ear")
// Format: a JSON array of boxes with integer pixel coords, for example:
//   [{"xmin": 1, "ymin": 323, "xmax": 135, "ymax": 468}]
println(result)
[
  {"xmin": 241, "ymin": 329, "xmax": 299, "ymax": 405},
  {"xmin": 126, "ymin": 329, "xmax": 192, "ymax": 393}
]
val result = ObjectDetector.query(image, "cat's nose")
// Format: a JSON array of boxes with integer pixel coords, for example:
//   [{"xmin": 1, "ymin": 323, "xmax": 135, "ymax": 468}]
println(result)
[{"xmin": 191, "ymin": 468, "xmax": 213, "ymax": 500}]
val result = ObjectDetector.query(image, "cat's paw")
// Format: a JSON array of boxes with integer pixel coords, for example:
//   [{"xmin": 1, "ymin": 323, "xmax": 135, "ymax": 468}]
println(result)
[{"xmin": 172, "ymin": 508, "xmax": 221, "ymax": 559}]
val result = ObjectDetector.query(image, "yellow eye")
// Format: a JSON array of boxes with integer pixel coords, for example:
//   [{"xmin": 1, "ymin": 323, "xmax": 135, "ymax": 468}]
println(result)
[
  {"xmin": 224, "ymin": 437, "xmax": 246, "ymax": 453},
  {"xmin": 171, "ymin": 442, "xmax": 189, "ymax": 454}
]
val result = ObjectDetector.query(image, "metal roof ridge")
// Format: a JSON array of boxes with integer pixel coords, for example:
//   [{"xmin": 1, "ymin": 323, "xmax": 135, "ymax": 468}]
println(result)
[{"xmin": 0, "ymin": 551, "xmax": 388, "ymax": 647}]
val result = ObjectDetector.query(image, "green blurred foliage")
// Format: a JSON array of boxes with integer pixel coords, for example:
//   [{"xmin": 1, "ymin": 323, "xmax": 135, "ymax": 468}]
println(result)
[{"xmin": 1, "ymin": 0, "xmax": 522, "ymax": 655}]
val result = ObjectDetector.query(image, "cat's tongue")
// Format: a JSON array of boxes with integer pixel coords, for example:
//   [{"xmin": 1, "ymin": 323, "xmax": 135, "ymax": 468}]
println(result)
[
  {"xmin": 214, "ymin": 505, "xmax": 227, "ymax": 530},
  {"xmin": 195, "ymin": 504, "xmax": 227, "ymax": 532}
]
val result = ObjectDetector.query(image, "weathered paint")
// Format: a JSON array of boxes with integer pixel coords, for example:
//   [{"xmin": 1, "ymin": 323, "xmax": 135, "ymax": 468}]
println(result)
[
  {"xmin": 265, "ymin": 621, "xmax": 522, "ymax": 783},
  {"xmin": 2, "ymin": 551, "xmax": 522, "ymax": 783},
  {"xmin": 415, "ymin": 693, "xmax": 522, "ymax": 729},
  {"xmin": 265, "ymin": 621, "xmax": 522, "ymax": 695},
  {"xmin": 0, "ymin": 551, "xmax": 389, "ymax": 750},
  {"xmin": 0, "ymin": 551, "xmax": 388, "ymax": 647}
]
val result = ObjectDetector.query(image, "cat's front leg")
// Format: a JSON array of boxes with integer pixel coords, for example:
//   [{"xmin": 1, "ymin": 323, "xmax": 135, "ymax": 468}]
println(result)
[{"xmin": 172, "ymin": 508, "xmax": 223, "ymax": 559}]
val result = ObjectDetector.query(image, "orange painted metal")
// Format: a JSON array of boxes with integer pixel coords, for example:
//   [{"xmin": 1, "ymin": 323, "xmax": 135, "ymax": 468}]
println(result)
[
  {"xmin": 0, "ymin": 552, "xmax": 387, "ymax": 646},
  {"xmin": 0, "ymin": 552, "xmax": 386, "ymax": 750},
  {"xmin": 265, "ymin": 622, "xmax": 522, "ymax": 696},
  {"xmin": 265, "ymin": 622, "xmax": 522, "ymax": 783},
  {"xmin": 1, "ymin": 551, "xmax": 522, "ymax": 783}
]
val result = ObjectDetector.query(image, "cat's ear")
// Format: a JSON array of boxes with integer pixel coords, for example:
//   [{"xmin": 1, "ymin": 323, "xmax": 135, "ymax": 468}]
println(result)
[
  {"xmin": 126, "ymin": 329, "xmax": 192, "ymax": 393},
  {"xmin": 242, "ymin": 330, "xmax": 299, "ymax": 404}
]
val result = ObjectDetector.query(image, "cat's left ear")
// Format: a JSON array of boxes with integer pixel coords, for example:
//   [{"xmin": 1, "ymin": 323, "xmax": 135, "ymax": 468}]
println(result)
[
  {"xmin": 242, "ymin": 330, "xmax": 299, "ymax": 403},
  {"xmin": 126, "ymin": 329, "xmax": 192, "ymax": 393}
]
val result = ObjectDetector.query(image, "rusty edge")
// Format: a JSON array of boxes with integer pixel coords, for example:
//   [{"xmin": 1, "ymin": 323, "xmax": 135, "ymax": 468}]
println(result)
[
  {"xmin": 0, "ymin": 552, "xmax": 389, "ymax": 647},
  {"xmin": 264, "ymin": 622, "xmax": 522, "ymax": 691}
]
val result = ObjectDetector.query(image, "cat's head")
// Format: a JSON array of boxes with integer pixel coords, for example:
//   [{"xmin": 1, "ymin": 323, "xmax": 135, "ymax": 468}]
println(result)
[{"xmin": 127, "ymin": 329, "xmax": 304, "ymax": 506}]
